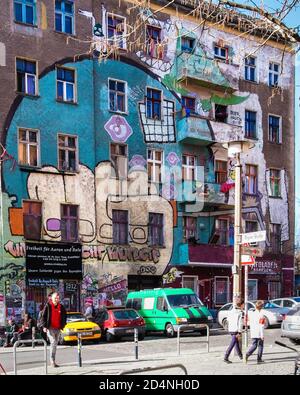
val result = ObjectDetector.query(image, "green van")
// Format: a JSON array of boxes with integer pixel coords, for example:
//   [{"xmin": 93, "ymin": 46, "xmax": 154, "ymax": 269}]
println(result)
[{"xmin": 126, "ymin": 288, "xmax": 213, "ymax": 337}]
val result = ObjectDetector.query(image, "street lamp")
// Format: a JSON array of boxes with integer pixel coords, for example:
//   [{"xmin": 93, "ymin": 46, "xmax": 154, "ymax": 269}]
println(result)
[{"xmin": 222, "ymin": 140, "xmax": 254, "ymax": 306}]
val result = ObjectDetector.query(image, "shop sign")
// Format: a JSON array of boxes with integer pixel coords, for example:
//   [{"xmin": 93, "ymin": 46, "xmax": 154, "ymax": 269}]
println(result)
[
  {"xmin": 26, "ymin": 243, "xmax": 83, "ymax": 280},
  {"xmin": 250, "ymin": 260, "xmax": 281, "ymax": 275},
  {"xmin": 65, "ymin": 282, "xmax": 78, "ymax": 293},
  {"xmin": 26, "ymin": 278, "xmax": 59, "ymax": 288}
]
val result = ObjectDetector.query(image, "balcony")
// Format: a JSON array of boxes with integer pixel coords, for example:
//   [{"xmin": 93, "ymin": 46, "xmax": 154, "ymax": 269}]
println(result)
[
  {"xmin": 177, "ymin": 116, "xmax": 213, "ymax": 145},
  {"xmin": 181, "ymin": 182, "xmax": 233, "ymax": 208},
  {"xmin": 176, "ymin": 52, "xmax": 239, "ymax": 92},
  {"xmin": 209, "ymin": 120, "xmax": 244, "ymax": 144},
  {"xmin": 189, "ymin": 244, "xmax": 234, "ymax": 267}
]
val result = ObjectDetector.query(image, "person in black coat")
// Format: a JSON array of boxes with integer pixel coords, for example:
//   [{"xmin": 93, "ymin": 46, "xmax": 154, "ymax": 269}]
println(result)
[{"xmin": 4, "ymin": 318, "xmax": 19, "ymax": 347}]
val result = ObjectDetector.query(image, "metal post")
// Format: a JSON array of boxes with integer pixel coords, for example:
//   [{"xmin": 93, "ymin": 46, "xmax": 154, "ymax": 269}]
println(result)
[
  {"xmin": 177, "ymin": 326, "xmax": 181, "ymax": 356},
  {"xmin": 134, "ymin": 328, "xmax": 139, "ymax": 360},
  {"xmin": 206, "ymin": 325, "xmax": 210, "ymax": 353},
  {"xmin": 32, "ymin": 327, "xmax": 36, "ymax": 349},
  {"xmin": 233, "ymin": 153, "xmax": 242, "ymax": 306},
  {"xmin": 77, "ymin": 333, "xmax": 82, "ymax": 367},
  {"xmin": 244, "ymin": 265, "xmax": 249, "ymax": 349},
  {"xmin": 13, "ymin": 341, "xmax": 19, "ymax": 375}
]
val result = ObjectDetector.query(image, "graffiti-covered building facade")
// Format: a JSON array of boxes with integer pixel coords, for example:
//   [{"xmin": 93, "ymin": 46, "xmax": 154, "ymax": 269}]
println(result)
[{"xmin": 0, "ymin": 0, "xmax": 296, "ymax": 321}]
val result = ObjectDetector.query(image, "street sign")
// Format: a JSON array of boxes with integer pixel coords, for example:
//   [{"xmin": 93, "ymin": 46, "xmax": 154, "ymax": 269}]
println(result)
[
  {"xmin": 241, "ymin": 246, "xmax": 264, "ymax": 257},
  {"xmin": 240, "ymin": 231, "xmax": 266, "ymax": 244},
  {"xmin": 241, "ymin": 255, "xmax": 255, "ymax": 265}
]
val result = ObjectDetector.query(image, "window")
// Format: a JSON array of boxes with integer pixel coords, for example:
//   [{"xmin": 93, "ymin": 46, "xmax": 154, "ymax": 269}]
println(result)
[
  {"xmin": 270, "ymin": 223, "xmax": 281, "ymax": 254},
  {"xmin": 182, "ymin": 276, "xmax": 198, "ymax": 294},
  {"xmin": 14, "ymin": 0, "xmax": 36, "ymax": 25},
  {"xmin": 181, "ymin": 37, "xmax": 195, "ymax": 53},
  {"xmin": 248, "ymin": 280, "xmax": 258, "ymax": 300},
  {"xmin": 215, "ymin": 277, "xmax": 229, "ymax": 305},
  {"xmin": 244, "ymin": 165, "xmax": 258, "ymax": 195},
  {"xmin": 182, "ymin": 155, "xmax": 196, "ymax": 181},
  {"xmin": 157, "ymin": 297, "xmax": 167, "ymax": 311},
  {"xmin": 58, "ymin": 134, "xmax": 78, "ymax": 172},
  {"xmin": 146, "ymin": 88, "xmax": 162, "ymax": 120},
  {"xmin": 110, "ymin": 143, "xmax": 128, "ymax": 179},
  {"xmin": 214, "ymin": 45, "xmax": 229, "ymax": 63},
  {"xmin": 215, "ymin": 160, "xmax": 227, "ymax": 184},
  {"xmin": 55, "ymin": 0, "xmax": 74, "ymax": 35},
  {"xmin": 269, "ymin": 62, "xmax": 280, "ymax": 87},
  {"xmin": 146, "ymin": 25, "xmax": 163, "ymax": 59},
  {"xmin": 16, "ymin": 58, "xmax": 37, "ymax": 95},
  {"xmin": 23, "ymin": 201, "xmax": 42, "ymax": 240},
  {"xmin": 245, "ymin": 220, "xmax": 258, "ymax": 234},
  {"xmin": 269, "ymin": 115, "xmax": 281, "ymax": 144},
  {"xmin": 216, "ymin": 219, "xmax": 229, "ymax": 245},
  {"xmin": 148, "ymin": 149, "xmax": 163, "ymax": 183},
  {"xmin": 244, "ymin": 56, "xmax": 257, "ymax": 82},
  {"xmin": 149, "ymin": 213, "xmax": 164, "ymax": 247},
  {"xmin": 109, "ymin": 79, "xmax": 127, "ymax": 113},
  {"xmin": 215, "ymin": 104, "xmax": 228, "ymax": 123},
  {"xmin": 61, "ymin": 204, "xmax": 78, "ymax": 242},
  {"xmin": 56, "ymin": 67, "xmax": 76, "ymax": 103},
  {"xmin": 107, "ymin": 14, "xmax": 126, "ymax": 49},
  {"xmin": 112, "ymin": 210, "xmax": 128, "ymax": 245},
  {"xmin": 269, "ymin": 169, "xmax": 281, "ymax": 197},
  {"xmin": 183, "ymin": 217, "xmax": 197, "ymax": 242},
  {"xmin": 182, "ymin": 96, "xmax": 196, "ymax": 114},
  {"xmin": 18, "ymin": 128, "xmax": 39, "ymax": 167},
  {"xmin": 245, "ymin": 110, "xmax": 257, "ymax": 139},
  {"xmin": 268, "ymin": 282, "xmax": 281, "ymax": 299}
]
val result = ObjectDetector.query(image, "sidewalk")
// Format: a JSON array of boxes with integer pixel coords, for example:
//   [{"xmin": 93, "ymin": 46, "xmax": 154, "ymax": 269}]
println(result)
[{"xmin": 6, "ymin": 343, "xmax": 297, "ymax": 375}]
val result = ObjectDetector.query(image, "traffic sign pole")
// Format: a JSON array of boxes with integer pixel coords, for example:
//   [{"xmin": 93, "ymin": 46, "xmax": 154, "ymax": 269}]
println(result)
[{"xmin": 244, "ymin": 265, "xmax": 249, "ymax": 351}]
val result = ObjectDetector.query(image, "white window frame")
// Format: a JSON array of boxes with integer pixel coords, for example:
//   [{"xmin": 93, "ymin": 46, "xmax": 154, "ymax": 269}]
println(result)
[
  {"xmin": 108, "ymin": 78, "xmax": 128, "ymax": 114},
  {"xmin": 244, "ymin": 56, "xmax": 257, "ymax": 82},
  {"xmin": 182, "ymin": 154, "xmax": 197, "ymax": 181},
  {"xmin": 147, "ymin": 148, "xmax": 163, "ymax": 183},
  {"xmin": 18, "ymin": 128, "xmax": 40, "ymax": 167},
  {"xmin": 268, "ymin": 114, "xmax": 282, "ymax": 144},
  {"xmin": 16, "ymin": 57, "xmax": 38, "ymax": 96},
  {"xmin": 248, "ymin": 279, "xmax": 258, "ymax": 301},
  {"xmin": 269, "ymin": 168, "xmax": 282, "ymax": 198},
  {"xmin": 57, "ymin": 133, "xmax": 78, "ymax": 172},
  {"xmin": 54, "ymin": 0, "xmax": 75, "ymax": 35},
  {"xmin": 110, "ymin": 142, "xmax": 128, "ymax": 179},
  {"xmin": 269, "ymin": 62, "xmax": 280, "ymax": 87},
  {"xmin": 214, "ymin": 276, "xmax": 230, "ymax": 306},
  {"xmin": 56, "ymin": 66, "xmax": 76, "ymax": 103},
  {"xmin": 182, "ymin": 275, "xmax": 198, "ymax": 294},
  {"xmin": 214, "ymin": 45, "xmax": 229, "ymax": 62},
  {"xmin": 106, "ymin": 13, "xmax": 127, "ymax": 50},
  {"xmin": 216, "ymin": 218, "xmax": 229, "ymax": 245}
]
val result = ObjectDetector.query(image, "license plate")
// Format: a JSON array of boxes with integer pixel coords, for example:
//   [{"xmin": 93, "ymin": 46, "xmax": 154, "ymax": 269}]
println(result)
[
  {"xmin": 80, "ymin": 331, "xmax": 93, "ymax": 337},
  {"xmin": 125, "ymin": 329, "xmax": 134, "ymax": 334}
]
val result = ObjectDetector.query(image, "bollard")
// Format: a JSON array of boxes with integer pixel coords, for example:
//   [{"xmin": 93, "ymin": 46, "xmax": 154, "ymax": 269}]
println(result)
[
  {"xmin": 32, "ymin": 327, "xmax": 36, "ymax": 349},
  {"xmin": 134, "ymin": 328, "xmax": 139, "ymax": 360},
  {"xmin": 177, "ymin": 326, "xmax": 181, "ymax": 356},
  {"xmin": 77, "ymin": 333, "xmax": 82, "ymax": 367}
]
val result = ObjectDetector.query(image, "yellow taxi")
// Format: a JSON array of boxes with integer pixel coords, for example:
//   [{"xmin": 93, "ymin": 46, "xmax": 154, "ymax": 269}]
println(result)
[{"xmin": 60, "ymin": 312, "xmax": 101, "ymax": 344}]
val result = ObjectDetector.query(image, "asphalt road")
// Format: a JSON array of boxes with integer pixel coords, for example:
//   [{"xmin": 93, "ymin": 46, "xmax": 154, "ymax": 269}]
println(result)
[{"xmin": 0, "ymin": 326, "xmax": 297, "ymax": 374}]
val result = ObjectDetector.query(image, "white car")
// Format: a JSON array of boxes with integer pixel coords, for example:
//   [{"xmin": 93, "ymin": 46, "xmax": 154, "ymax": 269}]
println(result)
[
  {"xmin": 217, "ymin": 301, "xmax": 289, "ymax": 330},
  {"xmin": 271, "ymin": 297, "xmax": 300, "ymax": 309}
]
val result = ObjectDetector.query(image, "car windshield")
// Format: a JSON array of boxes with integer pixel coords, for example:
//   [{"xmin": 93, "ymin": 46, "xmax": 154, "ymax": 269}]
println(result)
[
  {"xmin": 113, "ymin": 310, "xmax": 139, "ymax": 320},
  {"xmin": 167, "ymin": 294, "xmax": 203, "ymax": 308},
  {"xmin": 67, "ymin": 313, "xmax": 87, "ymax": 323},
  {"xmin": 263, "ymin": 302, "xmax": 278, "ymax": 309}
]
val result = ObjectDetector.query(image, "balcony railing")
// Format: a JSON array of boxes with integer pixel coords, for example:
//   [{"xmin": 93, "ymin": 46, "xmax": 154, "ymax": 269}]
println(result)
[
  {"xmin": 176, "ymin": 52, "xmax": 239, "ymax": 92},
  {"xmin": 177, "ymin": 116, "xmax": 213, "ymax": 145}
]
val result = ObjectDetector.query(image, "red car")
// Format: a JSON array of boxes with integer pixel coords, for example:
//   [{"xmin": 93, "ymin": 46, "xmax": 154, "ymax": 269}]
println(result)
[{"xmin": 93, "ymin": 308, "xmax": 146, "ymax": 342}]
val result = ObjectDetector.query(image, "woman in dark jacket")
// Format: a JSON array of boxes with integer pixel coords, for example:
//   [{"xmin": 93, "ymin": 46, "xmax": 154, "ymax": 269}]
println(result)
[{"xmin": 18, "ymin": 313, "xmax": 36, "ymax": 343}]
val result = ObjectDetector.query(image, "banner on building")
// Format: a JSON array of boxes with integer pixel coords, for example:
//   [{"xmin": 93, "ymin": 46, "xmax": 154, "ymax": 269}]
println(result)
[{"xmin": 26, "ymin": 243, "xmax": 83, "ymax": 280}]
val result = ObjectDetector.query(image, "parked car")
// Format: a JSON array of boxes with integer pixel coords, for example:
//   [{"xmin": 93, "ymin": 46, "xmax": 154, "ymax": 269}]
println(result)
[
  {"xmin": 281, "ymin": 306, "xmax": 300, "ymax": 345},
  {"xmin": 60, "ymin": 312, "xmax": 101, "ymax": 344},
  {"xmin": 271, "ymin": 297, "xmax": 300, "ymax": 309},
  {"xmin": 93, "ymin": 307, "xmax": 146, "ymax": 342},
  {"xmin": 217, "ymin": 301, "xmax": 289, "ymax": 330},
  {"xmin": 126, "ymin": 288, "xmax": 213, "ymax": 337}
]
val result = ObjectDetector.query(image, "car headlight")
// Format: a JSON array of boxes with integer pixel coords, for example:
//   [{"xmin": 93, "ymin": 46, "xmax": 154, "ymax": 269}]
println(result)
[
  {"xmin": 66, "ymin": 328, "xmax": 76, "ymax": 334},
  {"xmin": 176, "ymin": 318, "xmax": 188, "ymax": 324}
]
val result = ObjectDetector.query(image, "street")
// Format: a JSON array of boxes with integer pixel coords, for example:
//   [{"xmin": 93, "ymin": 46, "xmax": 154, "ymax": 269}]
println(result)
[{"xmin": 1, "ymin": 327, "xmax": 299, "ymax": 375}]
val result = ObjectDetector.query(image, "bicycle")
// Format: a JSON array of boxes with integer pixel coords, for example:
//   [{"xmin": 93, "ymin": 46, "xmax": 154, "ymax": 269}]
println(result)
[{"xmin": 275, "ymin": 341, "xmax": 300, "ymax": 376}]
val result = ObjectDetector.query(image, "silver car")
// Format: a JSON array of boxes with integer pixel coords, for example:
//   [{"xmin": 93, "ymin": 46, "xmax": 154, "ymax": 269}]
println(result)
[
  {"xmin": 271, "ymin": 297, "xmax": 300, "ymax": 309},
  {"xmin": 218, "ymin": 301, "xmax": 289, "ymax": 330},
  {"xmin": 281, "ymin": 306, "xmax": 300, "ymax": 345}
]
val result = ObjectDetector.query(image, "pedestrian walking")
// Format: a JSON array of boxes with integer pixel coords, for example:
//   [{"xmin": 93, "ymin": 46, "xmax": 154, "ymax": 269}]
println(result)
[
  {"xmin": 245, "ymin": 300, "xmax": 265, "ymax": 364},
  {"xmin": 39, "ymin": 292, "xmax": 67, "ymax": 368},
  {"xmin": 224, "ymin": 301, "xmax": 244, "ymax": 364}
]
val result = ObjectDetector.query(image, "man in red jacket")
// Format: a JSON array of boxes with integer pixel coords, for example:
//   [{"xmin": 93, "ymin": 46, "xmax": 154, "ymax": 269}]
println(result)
[{"xmin": 40, "ymin": 292, "xmax": 67, "ymax": 368}]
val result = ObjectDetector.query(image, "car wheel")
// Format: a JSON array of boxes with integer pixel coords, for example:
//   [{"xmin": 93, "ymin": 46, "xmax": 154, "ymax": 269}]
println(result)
[
  {"xmin": 106, "ymin": 331, "xmax": 115, "ymax": 342},
  {"xmin": 290, "ymin": 339, "xmax": 300, "ymax": 346},
  {"xmin": 165, "ymin": 323, "xmax": 175, "ymax": 338},
  {"xmin": 263, "ymin": 317, "xmax": 270, "ymax": 329},
  {"xmin": 222, "ymin": 319, "xmax": 229, "ymax": 332}
]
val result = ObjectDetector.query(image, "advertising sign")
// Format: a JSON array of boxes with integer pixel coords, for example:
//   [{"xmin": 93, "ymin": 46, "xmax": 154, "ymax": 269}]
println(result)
[{"xmin": 26, "ymin": 243, "xmax": 83, "ymax": 280}]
